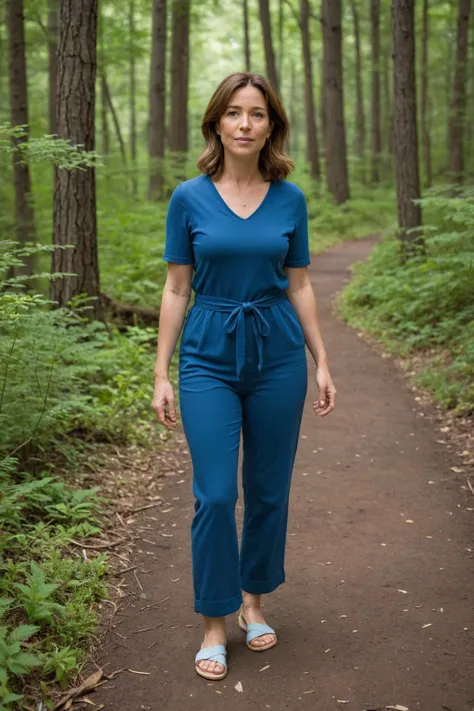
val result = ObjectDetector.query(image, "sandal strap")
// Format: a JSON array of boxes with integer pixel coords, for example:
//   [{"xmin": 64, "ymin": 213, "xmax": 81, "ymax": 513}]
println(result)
[
  {"xmin": 246, "ymin": 622, "xmax": 276, "ymax": 643},
  {"xmin": 195, "ymin": 644, "xmax": 227, "ymax": 667}
]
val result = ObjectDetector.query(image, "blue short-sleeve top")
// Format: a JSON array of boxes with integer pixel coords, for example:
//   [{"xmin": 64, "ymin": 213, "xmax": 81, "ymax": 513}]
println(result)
[{"xmin": 163, "ymin": 173, "xmax": 310, "ymax": 302}]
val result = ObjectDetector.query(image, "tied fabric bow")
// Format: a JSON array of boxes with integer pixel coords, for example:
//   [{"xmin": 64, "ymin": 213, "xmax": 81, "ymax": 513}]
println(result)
[{"xmin": 222, "ymin": 301, "xmax": 271, "ymax": 380}]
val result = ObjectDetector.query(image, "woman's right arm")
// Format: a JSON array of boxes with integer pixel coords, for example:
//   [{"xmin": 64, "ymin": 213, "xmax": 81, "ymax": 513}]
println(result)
[{"xmin": 152, "ymin": 263, "xmax": 193, "ymax": 429}]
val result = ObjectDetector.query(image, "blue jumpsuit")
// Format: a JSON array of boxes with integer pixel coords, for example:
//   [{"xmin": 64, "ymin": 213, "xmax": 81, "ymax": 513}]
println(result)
[{"xmin": 163, "ymin": 173, "xmax": 310, "ymax": 617}]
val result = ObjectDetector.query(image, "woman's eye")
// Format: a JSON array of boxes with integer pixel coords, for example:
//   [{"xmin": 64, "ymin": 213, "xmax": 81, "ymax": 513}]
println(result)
[
  {"xmin": 254, "ymin": 112, "xmax": 264, "ymax": 118},
  {"xmin": 227, "ymin": 110, "xmax": 238, "ymax": 116}
]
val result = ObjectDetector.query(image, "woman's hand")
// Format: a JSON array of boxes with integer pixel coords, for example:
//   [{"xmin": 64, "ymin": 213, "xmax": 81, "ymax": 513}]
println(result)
[
  {"xmin": 313, "ymin": 365, "xmax": 336, "ymax": 418},
  {"xmin": 152, "ymin": 377, "xmax": 178, "ymax": 429}
]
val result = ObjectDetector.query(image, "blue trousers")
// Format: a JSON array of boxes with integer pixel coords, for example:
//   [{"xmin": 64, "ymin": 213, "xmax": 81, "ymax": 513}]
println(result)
[{"xmin": 179, "ymin": 292, "xmax": 308, "ymax": 617}]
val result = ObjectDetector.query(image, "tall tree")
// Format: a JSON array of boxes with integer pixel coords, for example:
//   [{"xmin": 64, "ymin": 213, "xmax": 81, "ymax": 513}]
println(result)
[
  {"xmin": 300, "ymin": 0, "xmax": 320, "ymax": 181},
  {"xmin": 321, "ymin": 0, "xmax": 349, "ymax": 203},
  {"xmin": 349, "ymin": 0, "xmax": 365, "ymax": 179},
  {"xmin": 243, "ymin": 0, "xmax": 251, "ymax": 71},
  {"xmin": 129, "ymin": 0, "xmax": 137, "ymax": 195},
  {"xmin": 169, "ymin": 0, "xmax": 189, "ymax": 177},
  {"xmin": 421, "ymin": 0, "xmax": 432, "ymax": 187},
  {"xmin": 370, "ymin": 0, "xmax": 381, "ymax": 183},
  {"xmin": 392, "ymin": 0, "xmax": 423, "ymax": 258},
  {"xmin": 258, "ymin": 0, "xmax": 279, "ymax": 92},
  {"xmin": 102, "ymin": 75, "xmax": 127, "ymax": 164},
  {"xmin": 7, "ymin": 0, "xmax": 36, "ymax": 276},
  {"xmin": 288, "ymin": 60, "xmax": 298, "ymax": 156},
  {"xmin": 148, "ymin": 0, "xmax": 167, "ymax": 199},
  {"xmin": 48, "ymin": 0, "xmax": 59, "ymax": 136},
  {"xmin": 448, "ymin": 0, "xmax": 471, "ymax": 184},
  {"xmin": 51, "ymin": 0, "xmax": 103, "ymax": 320}
]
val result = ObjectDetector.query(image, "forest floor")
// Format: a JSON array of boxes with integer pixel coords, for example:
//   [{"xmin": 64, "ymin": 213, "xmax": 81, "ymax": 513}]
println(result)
[{"xmin": 77, "ymin": 236, "xmax": 473, "ymax": 711}]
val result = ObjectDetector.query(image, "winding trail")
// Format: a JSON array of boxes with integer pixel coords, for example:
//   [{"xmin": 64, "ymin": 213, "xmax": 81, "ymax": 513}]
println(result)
[{"xmin": 93, "ymin": 237, "xmax": 473, "ymax": 711}]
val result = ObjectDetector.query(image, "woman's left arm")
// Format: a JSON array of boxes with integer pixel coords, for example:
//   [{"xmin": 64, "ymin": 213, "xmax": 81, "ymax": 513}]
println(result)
[{"xmin": 285, "ymin": 266, "xmax": 336, "ymax": 417}]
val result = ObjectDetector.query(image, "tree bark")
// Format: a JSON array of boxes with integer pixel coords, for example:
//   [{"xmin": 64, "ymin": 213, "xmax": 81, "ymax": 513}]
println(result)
[
  {"xmin": 148, "ymin": 0, "xmax": 167, "ymax": 199},
  {"xmin": 7, "ymin": 0, "xmax": 36, "ymax": 277},
  {"xmin": 51, "ymin": 0, "xmax": 103, "ymax": 320},
  {"xmin": 243, "ymin": 0, "xmax": 251, "ymax": 71},
  {"xmin": 258, "ymin": 0, "xmax": 279, "ymax": 92},
  {"xmin": 421, "ymin": 0, "xmax": 432, "ymax": 187},
  {"xmin": 349, "ymin": 0, "xmax": 365, "ymax": 180},
  {"xmin": 169, "ymin": 0, "xmax": 189, "ymax": 179},
  {"xmin": 48, "ymin": 0, "xmax": 59, "ymax": 136},
  {"xmin": 130, "ymin": 0, "xmax": 137, "ymax": 195},
  {"xmin": 370, "ymin": 0, "xmax": 381, "ymax": 184},
  {"xmin": 321, "ymin": 0, "xmax": 349, "ymax": 203},
  {"xmin": 448, "ymin": 0, "xmax": 471, "ymax": 184},
  {"xmin": 300, "ymin": 0, "xmax": 320, "ymax": 181},
  {"xmin": 391, "ymin": 0, "xmax": 423, "ymax": 258}
]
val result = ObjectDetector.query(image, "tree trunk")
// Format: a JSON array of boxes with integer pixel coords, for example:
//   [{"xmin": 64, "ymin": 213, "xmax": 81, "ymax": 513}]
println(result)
[
  {"xmin": 103, "ymin": 73, "xmax": 127, "ymax": 164},
  {"xmin": 7, "ymin": 0, "xmax": 36, "ymax": 277},
  {"xmin": 169, "ymin": 0, "xmax": 189, "ymax": 179},
  {"xmin": 243, "ymin": 0, "xmax": 251, "ymax": 71},
  {"xmin": 300, "ymin": 0, "xmax": 320, "ymax": 181},
  {"xmin": 448, "ymin": 0, "xmax": 471, "ymax": 184},
  {"xmin": 278, "ymin": 0, "xmax": 283, "ymax": 85},
  {"xmin": 148, "ymin": 0, "xmax": 167, "ymax": 199},
  {"xmin": 258, "ymin": 0, "xmax": 279, "ymax": 92},
  {"xmin": 288, "ymin": 60, "xmax": 298, "ymax": 156},
  {"xmin": 51, "ymin": 0, "xmax": 103, "ymax": 320},
  {"xmin": 48, "ymin": 0, "xmax": 59, "ymax": 136},
  {"xmin": 100, "ymin": 75, "xmax": 109, "ymax": 156},
  {"xmin": 98, "ymin": 10, "xmax": 108, "ymax": 157},
  {"xmin": 382, "ymin": 17, "xmax": 393, "ymax": 163},
  {"xmin": 421, "ymin": 0, "xmax": 432, "ymax": 188},
  {"xmin": 321, "ymin": 0, "xmax": 349, "ymax": 203},
  {"xmin": 130, "ymin": 0, "xmax": 137, "ymax": 195},
  {"xmin": 370, "ymin": 0, "xmax": 381, "ymax": 184},
  {"xmin": 391, "ymin": 0, "xmax": 423, "ymax": 258},
  {"xmin": 349, "ymin": 0, "xmax": 365, "ymax": 180}
]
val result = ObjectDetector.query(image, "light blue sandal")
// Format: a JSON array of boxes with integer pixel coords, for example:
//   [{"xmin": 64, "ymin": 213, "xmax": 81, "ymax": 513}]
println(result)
[
  {"xmin": 238, "ymin": 607, "xmax": 278, "ymax": 652},
  {"xmin": 194, "ymin": 644, "xmax": 228, "ymax": 680}
]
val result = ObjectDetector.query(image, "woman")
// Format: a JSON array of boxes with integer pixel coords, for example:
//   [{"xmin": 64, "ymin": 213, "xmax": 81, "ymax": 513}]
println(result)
[{"xmin": 152, "ymin": 72, "xmax": 336, "ymax": 681}]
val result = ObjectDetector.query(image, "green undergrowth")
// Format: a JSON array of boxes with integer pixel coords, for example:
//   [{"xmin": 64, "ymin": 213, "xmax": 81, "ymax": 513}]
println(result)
[
  {"xmin": 337, "ymin": 186, "xmax": 474, "ymax": 415},
  {"xmin": 0, "ymin": 456, "xmax": 110, "ymax": 710}
]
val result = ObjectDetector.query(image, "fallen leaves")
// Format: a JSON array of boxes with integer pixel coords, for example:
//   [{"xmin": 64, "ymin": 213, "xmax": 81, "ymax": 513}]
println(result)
[{"xmin": 234, "ymin": 681, "xmax": 243, "ymax": 692}]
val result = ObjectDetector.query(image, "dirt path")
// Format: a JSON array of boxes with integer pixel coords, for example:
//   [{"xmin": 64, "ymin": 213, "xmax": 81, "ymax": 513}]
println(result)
[{"xmin": 93, "ymin": 237, "xmax": 473, "ymax": 711}]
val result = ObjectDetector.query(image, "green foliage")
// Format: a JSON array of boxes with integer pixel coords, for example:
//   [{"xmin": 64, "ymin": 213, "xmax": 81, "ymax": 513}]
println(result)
[
  {"xmin": 0, "ymin": 242, "xmax": 161, "ymax": 461},
  {"xmin": 0, "ymin": 123, "xmax": 101, "ymax": 170},
  {"xmin": 0, "ymin": 456, "xmax": 110, "ymax": 708},
  {"xmin": 338, "ymin": 187, "xmax": 474, "ymax": 415}
]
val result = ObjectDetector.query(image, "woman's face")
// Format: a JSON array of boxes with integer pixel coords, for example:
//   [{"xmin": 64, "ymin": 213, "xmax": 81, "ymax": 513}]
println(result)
[{"xmin": 216, "ymin": 85, "xmax": 273, "ymax": 161}]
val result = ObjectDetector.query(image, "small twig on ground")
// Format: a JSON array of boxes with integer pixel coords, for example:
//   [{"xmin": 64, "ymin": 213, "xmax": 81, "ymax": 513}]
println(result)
[
  {"xmin": 467, "ymin": 478, "xmax": 474, "ymax": 496},
  {"xmin": 122, "ymin": 500, "xmax": 163, "ymax": 515},
  {"xmin": 68, "ymin": 538, "xmax": 125, "ymax": 551},
  {"xmin": 111, "ymin": 565, "xmax": 137, "ymax": 576}
]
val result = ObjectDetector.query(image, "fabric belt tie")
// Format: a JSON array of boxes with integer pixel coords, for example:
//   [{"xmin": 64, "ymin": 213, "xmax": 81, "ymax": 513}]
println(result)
[{"xmin": 194, "ymin": 292, "xmax": 287, "ymax": 379}]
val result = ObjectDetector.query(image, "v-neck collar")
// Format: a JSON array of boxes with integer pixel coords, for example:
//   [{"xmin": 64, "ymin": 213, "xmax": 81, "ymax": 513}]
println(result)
[{"xmin": 206, "ymin": 174, "xmax": 274, "ymax": 222}]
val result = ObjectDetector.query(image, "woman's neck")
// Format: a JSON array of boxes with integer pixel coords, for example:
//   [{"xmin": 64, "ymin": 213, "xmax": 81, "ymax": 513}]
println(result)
[{"xmin": 218, "ymin": 155, "xmax": 264, "ymax": 185}]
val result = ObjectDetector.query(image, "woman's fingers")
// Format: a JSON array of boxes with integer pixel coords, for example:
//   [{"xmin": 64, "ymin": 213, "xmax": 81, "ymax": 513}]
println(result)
[
  {"xmin": 152, "ymin": 387, "xmax": 178, "ymax": 429},
  {"xmin": 313, "ymin": 383, "xmax": 336, "ymax": 417},
  {"xmin": 165, "ymin": 396, "xmax": 177, "ymax": 428}
]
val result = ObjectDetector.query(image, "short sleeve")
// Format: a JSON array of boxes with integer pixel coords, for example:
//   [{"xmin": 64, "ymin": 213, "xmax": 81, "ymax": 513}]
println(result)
[
  {"xmin": 283, "ymin": 189, "xmax": 311, "ymax": 268},
  {"xmin": 163, "ymin": 185, "xmax": 194, "ymax": 265}
]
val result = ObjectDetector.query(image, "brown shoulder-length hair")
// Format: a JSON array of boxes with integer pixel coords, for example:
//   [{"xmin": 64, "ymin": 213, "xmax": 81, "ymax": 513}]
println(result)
[{"xmin": 197, "ymin": 72, "xmax": 294, "ymax": 182}]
